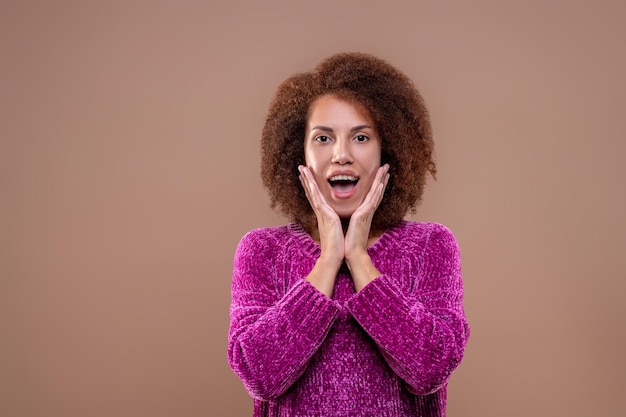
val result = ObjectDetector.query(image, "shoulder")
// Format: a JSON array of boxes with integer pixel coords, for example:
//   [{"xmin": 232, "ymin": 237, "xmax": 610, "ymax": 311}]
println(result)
[
  {"xmin": 389, "ymin": 221, "xmax": 457, "ymax": 246},
  {"xmin": 236, "ymin": 224, "xmax": 290, "ymax": 254},
  {"xmin": 233, "ymin": 223, "xmax": 315, "ymax": 279},
  {"xmin": 238, "ymin": 224, "xmax": 291, "ymax": 244},
  {"xmin": 392, "ymin": 221, "xmax": 460, "ymax": 262},
  {"xmin": 408, "ymin": 222, "xmax": 461, "ymax": 271},
  {"xmin": 232, "ymin": 225, "xmax": 288, "ymax": 276},
  {"xmin": 235, "ymin": 223, "xmax": 312, "ymax": 259}
]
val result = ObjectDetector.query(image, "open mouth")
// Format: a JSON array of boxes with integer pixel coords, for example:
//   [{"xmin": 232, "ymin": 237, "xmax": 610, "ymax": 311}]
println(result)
[{"xmin": 328, "ymin": 175, "xmax": 359, "ymax": 193}]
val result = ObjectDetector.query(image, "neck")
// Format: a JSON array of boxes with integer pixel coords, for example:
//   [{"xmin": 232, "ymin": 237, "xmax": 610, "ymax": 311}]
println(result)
[
  {"xmin": 309, "ymin": 220, "xmax": 383, "ymax": 243},
  {"xmin": 341, "ymin": 218, "xmax": 350, "ymax": 235}
]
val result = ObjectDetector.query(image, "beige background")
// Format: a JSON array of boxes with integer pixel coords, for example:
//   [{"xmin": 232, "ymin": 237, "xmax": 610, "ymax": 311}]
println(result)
[{"xmin": 2, "ymin": 1, "xmax": 625, "ymax": 416}]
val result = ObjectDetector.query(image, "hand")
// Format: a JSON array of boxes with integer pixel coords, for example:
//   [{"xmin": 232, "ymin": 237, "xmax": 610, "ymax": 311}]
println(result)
[
  {"xmin": 344, "ymin": 164, "xmax": 390, "ymax": 288},
  {"xmin": 298, "ymin": 165, "xmax": 345, "ymax": 296},
  {"xmin": 298, "ymin": 164, "xmax": 390, "ymax": 294}
]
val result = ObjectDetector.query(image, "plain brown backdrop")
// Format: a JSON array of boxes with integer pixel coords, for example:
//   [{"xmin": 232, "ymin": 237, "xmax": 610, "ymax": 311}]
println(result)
[{"xmin": 2, "ymin": 1, "xmax": 625, "ymax": 416}]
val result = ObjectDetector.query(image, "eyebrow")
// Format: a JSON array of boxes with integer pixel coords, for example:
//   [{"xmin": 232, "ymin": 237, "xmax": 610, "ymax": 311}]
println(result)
[{"xmin": 310, "ymin": 125, "xmax": 373, "ymax": 132}]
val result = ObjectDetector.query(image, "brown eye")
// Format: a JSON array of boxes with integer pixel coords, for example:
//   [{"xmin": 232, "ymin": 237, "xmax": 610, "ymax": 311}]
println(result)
[
  {"xmin": 315, "ymin": 135, "xmax": 331, "ymax": 143},
  {"xmin": 354, "ymin": 134, "xmax": 368, "ymax": 143}
]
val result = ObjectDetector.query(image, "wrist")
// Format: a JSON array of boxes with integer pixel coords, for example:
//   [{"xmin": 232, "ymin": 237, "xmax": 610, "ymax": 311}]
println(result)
[
  {"xmin": 317, "ymin": 250, "xmax": 344, "ymax": 271},
  {"xmin": 306, "ymin": 252, "xmax": 342, "ymax": 298},
  {"xmin": 344, "ymin": 247, "xmax": 368, "ymax": 268},
  {"xmin": 345, "ymin": 251, "xmax": 381, "ymax": 291}
]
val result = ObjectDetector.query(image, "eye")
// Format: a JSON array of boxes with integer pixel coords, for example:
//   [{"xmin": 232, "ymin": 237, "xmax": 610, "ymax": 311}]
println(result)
[
  {"xmin": 354, "ymin": 134, "xmax": 369, "ymax": 143},
  {"xmin": 315, "ymin": 135, "xmax": 332, "ymax": 143}
]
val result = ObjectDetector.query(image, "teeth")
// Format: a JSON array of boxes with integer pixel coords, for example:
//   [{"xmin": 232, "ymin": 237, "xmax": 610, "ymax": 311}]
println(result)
[{"xmin": 330, "ymin": 175, "xmax": 358, "ymax": 182}]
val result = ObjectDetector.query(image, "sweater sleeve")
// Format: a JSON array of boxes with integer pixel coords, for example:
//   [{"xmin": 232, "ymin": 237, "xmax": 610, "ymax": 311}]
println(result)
[
  {"xmin": 344, "ymin": 224, "xmax": 470, "ymax": 395},
  {"xmin": 227, "ymin": 229, "xmax": 341, "ymax": 400}
]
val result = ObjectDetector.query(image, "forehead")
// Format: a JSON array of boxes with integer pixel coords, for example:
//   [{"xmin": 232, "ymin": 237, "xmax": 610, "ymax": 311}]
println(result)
[{"xmin": 306, "ymin": 94, "xmax": 373, "ymax": 126}]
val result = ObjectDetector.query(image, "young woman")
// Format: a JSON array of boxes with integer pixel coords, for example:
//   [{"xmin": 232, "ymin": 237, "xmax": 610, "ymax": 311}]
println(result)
[{"xmin": 228, "ymin": 52, "xmax": 470, "ymax": 417}]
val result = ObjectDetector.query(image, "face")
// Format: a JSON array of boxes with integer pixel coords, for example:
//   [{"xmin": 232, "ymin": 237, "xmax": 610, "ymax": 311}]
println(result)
[{"xmin": 304, "ymin": 94, "xmax": 382, "ymax": 219}]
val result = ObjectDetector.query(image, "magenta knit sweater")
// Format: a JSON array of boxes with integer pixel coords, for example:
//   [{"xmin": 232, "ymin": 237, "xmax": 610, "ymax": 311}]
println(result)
[{"xmin": 228, "ymin": 221, "xmax": 469, "ymax": 417}]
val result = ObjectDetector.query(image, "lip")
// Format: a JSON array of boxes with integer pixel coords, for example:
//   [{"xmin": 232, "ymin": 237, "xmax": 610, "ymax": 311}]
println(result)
[
  {"xmin": 326, "ymin": 170, "xmax": 359, "ymax": 181},
  {"xmin": 329, "ymin": 181, "xmax": 358, "ymax": 199}
]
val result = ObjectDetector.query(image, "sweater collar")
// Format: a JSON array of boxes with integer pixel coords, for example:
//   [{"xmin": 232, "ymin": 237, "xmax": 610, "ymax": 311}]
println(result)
[{"xmin": 287, "ymin": 221, "xmax": 407, "ymax": 259}]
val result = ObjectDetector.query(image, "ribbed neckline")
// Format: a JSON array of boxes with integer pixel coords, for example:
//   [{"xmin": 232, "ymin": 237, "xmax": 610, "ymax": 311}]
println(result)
[{"xmin": 287, "ymin": 221, "xmax": 407, "ymax": 260}]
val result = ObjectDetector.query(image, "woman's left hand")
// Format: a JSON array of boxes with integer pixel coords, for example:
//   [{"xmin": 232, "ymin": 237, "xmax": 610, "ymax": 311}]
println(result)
[{"xmin": 344, "ymin": 164, "xmax": 390, "ymax": 289}]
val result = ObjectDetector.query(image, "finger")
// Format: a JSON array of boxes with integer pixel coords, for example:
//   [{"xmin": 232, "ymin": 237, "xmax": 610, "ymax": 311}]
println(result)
[
  {"xmin": 359, "ymin": 164, "xmax": 389, "ymax": 212},
  {"xmin": 302, "ymin": 167, "xmax": 326, "ymax": 210},
  {"xmin": 299, "ymin": 166, "xmax": 335, "ymax": 216},
  {"xmin": 372, "ymin": 165, "xmax": 390, "ymax": 205},
  {"xmin": 374, "ymin": 168, "xmax": 391, "ymax": 207},
  {"xmin": 298, "ymin": 166, "xmax": 314, "ymax": 204},
  {"xmin": 299, "ymin": 166, "xmax": 319, "ymax": 206}
]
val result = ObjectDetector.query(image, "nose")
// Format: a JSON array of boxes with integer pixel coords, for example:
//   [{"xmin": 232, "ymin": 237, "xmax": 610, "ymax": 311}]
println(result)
[{"xmin": 331, "ymin": 138, "xmax": 353, "ymax": 165}]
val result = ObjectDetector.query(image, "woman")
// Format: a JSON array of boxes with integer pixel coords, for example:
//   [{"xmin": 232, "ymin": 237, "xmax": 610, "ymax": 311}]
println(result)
[{"xmin": 228, "ymin": 52, "xmax": 469, "ymax": 417}]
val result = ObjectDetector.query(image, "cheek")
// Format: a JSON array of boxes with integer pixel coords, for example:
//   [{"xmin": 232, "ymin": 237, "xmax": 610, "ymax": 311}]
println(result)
[
  {"xmin": 364, "ymin": 148, "xmax": 382, "ymax": 170},
  {"xmin": 304, "ymin": 149, "xmax": 322, "ymax": 172},
  {"xmin": 303, "ymin": 145, "xmax": 314, "ymax": 168},
  {"xmin": 303, "ymin": 153, "xmax": 321, "ymax": 178}
]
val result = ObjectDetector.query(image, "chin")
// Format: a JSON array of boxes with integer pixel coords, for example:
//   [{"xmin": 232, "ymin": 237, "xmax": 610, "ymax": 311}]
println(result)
[
  {"xmin": 328, "ymin": 196, "xmax": 365, "ymax": 219},
  {"xmin": 334, "ymin": 207, "xmax": 358, "ymax": 219}
]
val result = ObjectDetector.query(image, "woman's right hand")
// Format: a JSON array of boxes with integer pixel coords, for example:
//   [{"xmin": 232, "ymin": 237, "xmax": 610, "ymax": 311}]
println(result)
[{"xmin": 298, "ymin": 165, "xmax": 344, "ymax": 297}]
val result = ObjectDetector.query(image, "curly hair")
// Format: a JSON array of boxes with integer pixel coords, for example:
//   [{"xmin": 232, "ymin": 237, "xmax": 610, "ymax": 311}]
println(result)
[{"xmin": 261, "ymin": 52, "xmax": 436, "ymax": 232}]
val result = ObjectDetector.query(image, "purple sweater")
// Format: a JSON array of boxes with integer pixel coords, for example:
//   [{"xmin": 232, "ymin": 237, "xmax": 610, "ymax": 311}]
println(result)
[{"xmin": 228, "ymin": 221, "xmax": 469, "ymax": 417}]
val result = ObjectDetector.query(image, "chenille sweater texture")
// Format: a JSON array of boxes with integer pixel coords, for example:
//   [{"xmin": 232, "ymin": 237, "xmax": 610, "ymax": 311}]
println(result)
[{"xmin": 228, "ymin": 221, "xmax": 469, "ymax": 417}]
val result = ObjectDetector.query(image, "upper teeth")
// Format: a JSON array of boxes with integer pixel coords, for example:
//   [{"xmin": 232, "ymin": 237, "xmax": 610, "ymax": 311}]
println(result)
[{"xmin": 330, "ymin": 175, "xmax": 357, "ymax": 181}]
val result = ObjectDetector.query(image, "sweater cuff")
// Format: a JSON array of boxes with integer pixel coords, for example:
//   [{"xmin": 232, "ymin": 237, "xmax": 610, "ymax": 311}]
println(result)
[
  {"xmin": 344, "ymin": 274, "xmax": 423, "ymax": 336},
  {"xmin": 281, "ymin": 279, "xmax": 341, "ymax": 343}
]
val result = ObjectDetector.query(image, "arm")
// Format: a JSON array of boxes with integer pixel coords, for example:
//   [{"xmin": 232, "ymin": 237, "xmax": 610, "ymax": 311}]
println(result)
[
  {"xmin": 345, "ymin": 224, "xmax": 470, "ymax": 395},
  {"xmin": 227, "ymin": 230, "xmax": 341, "ymax": 400}
]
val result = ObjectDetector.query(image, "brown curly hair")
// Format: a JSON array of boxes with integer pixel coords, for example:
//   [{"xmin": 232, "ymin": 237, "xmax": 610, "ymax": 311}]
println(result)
[{"xmin": 261, "ymin": 52, "xmax": 436, "ymax": 232}]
